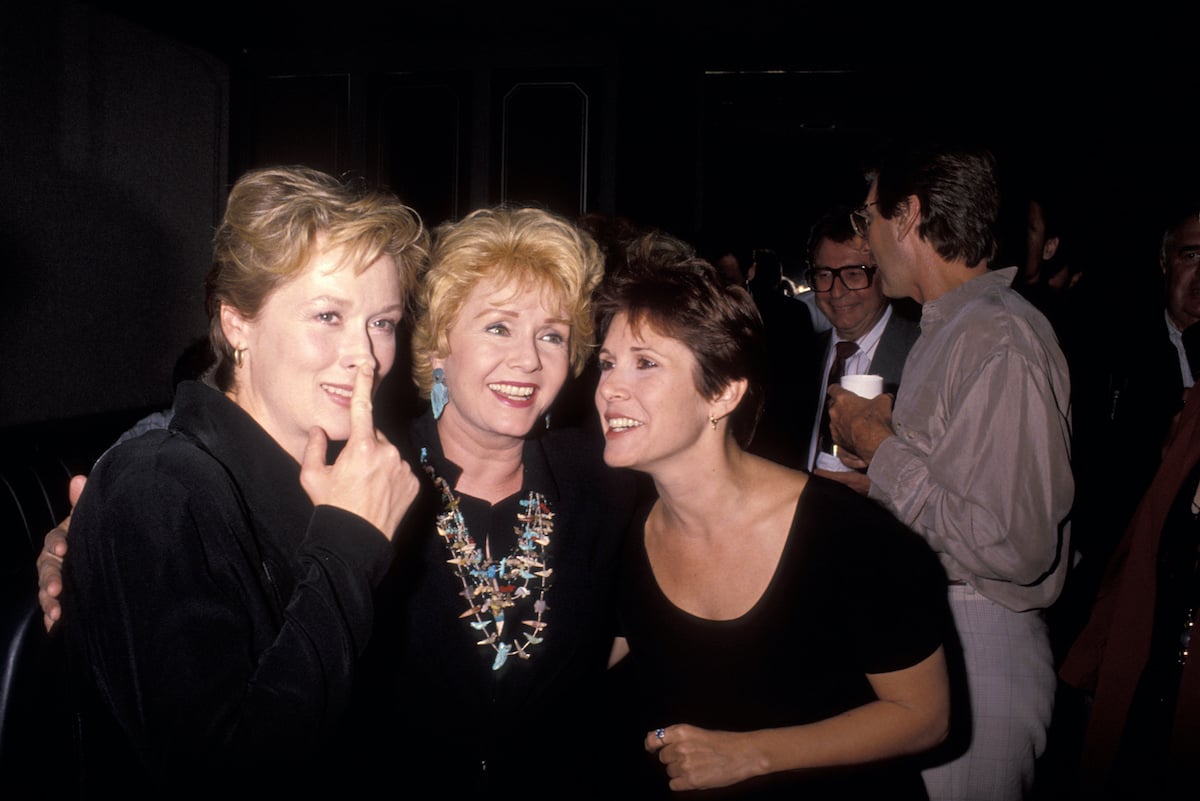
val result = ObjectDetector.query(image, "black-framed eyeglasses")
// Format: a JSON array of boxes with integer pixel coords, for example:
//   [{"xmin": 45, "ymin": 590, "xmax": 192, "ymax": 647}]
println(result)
[
  {"xmin": 804, "ymin": 264, "xmax": 878, "ymax": 293},
  {"xmin": 850, "ymin": 200, "xmax": 878, "ymax": 238}
]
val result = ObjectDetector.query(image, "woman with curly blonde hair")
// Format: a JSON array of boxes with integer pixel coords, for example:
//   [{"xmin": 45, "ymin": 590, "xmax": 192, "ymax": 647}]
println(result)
[{"xmin": 347, "ymin": 204, "xmax": 641, "ymax": 794}]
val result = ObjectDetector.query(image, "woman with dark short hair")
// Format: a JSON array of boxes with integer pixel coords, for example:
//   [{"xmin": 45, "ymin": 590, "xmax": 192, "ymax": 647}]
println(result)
[{"xmin": 595, "ymin": 232, "xmax": 952, "ymax": 800}]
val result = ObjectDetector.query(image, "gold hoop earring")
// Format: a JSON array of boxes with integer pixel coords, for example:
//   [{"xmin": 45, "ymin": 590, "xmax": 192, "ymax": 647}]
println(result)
[
  {"xmin": 709, "ymin": 413, "xmax": 718, "ymax": 431},
  {"xmin": 233, "ymin": 348, "xmax": 245, "ymax": 369}
]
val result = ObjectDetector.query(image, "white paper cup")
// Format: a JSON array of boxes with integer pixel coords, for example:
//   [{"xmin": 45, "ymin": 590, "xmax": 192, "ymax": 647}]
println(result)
[{"xmin": 840, "ymin": 373, "xmax": 884, "ymax": 399}]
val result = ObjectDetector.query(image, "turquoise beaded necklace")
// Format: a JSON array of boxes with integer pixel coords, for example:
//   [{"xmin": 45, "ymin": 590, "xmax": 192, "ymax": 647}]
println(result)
[{"xmin": 421, "ymin": 448, "xmax": 554, "ymax": 670}]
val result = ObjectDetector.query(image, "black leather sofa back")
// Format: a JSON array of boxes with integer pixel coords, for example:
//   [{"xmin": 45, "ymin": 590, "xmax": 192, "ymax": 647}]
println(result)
[{"xmin": 0, "ymin": 409, "xmax": 153, "ymax": 793}]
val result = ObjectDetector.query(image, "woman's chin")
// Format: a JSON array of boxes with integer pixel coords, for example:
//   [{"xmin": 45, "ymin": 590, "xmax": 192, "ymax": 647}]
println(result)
[
  {"xmin": 315, "ymin": 417, "xmax": 351, "ymax": 444},
  {"xmin": 601, "ymin": 446, "xmax": 637, "ymax": 470}
]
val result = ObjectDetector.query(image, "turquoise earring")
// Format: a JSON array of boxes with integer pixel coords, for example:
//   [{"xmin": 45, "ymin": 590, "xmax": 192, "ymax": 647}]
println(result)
[{"xmin": 431, "ymin": 367, "xmax": 449, "ymax": 419}]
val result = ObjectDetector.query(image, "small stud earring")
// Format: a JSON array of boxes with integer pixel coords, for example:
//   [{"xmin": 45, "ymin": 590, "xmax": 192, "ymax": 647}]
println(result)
[{"xmin": 709, "ymin": 413, "xmax": 718, "ymax": 431}]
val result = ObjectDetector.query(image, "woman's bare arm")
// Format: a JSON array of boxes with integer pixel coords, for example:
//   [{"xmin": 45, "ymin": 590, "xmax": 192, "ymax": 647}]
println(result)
[{"xmin": 647, "ymin": 646, "xmax": 950, "ymax": 792}]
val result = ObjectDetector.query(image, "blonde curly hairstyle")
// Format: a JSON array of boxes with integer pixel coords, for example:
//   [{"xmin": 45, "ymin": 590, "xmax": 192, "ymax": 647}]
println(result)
[{"xmin": 410, "ymin": 206, "xmax": 604, "ymax": 399}]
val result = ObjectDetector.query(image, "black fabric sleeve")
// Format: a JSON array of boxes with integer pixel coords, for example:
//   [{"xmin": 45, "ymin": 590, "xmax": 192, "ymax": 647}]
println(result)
[{"xmin": 65, "ymin": 441, "xmax": 393, "ymax": 776}]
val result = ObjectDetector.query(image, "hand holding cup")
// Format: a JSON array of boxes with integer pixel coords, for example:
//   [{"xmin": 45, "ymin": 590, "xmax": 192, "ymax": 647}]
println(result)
[
  {"xmin": 840, "ymin": 373, "xmax": 884, "ymax": 399},
  {"xmin": 827, "ymin": 379, "xmax": 894, "ymax": 466}
]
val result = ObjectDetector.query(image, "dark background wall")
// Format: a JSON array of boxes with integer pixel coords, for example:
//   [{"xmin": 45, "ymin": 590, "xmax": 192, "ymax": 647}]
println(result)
[
  {"xmin": 3, "ymin": 0, "xmax": 1197, "ymax": 430},
  {"xmin": 3, "ymin": 2, "xmax": 229, "ymax": 429}
]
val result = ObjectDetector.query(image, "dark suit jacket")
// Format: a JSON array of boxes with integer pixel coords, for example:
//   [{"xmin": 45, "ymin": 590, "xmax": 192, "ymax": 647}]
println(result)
[
  {"xmin": 806, "ymin": 306, "xmax": 921, "ymax": 470},
  {"xmin": 1060, "ymin": 380, "xmax": 1200, "ymax": 793},
  {"xmin": 746, "ymin": 290, "xmax": 820, "ymax": 470},
  {"xmin": 865, "ymin": 308, "xmax": 922, "ymax": 395},
  {"xmin": 1052, "ymin": 311, "xmax": 1189, "ymax": 659}
]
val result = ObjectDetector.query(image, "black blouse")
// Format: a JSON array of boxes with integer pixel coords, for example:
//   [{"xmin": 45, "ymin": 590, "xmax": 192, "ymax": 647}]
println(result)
[
  {"xmin": 344, "ymin": 412, "xmax": 642, "ymax": 793},
  {"xmin": 616, "ymin": 476, "xmax": 950, "ymax": 800}
]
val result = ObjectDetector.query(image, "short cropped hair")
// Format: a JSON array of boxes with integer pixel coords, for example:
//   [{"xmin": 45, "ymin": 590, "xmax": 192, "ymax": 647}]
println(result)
[
  {"xmin": 593, "ymin": 231, "xmax": 767, "ymax": 448},
  {"xmin": 206, "ymin": 165, "xmax": 428, "ymax": 390},
  {"xmin": 869, "ymin": 142, "xmax": 1000, "ymax": 268},
  {"xmin": 410, "ymin": 206, "xmax": 605, "ymax": 398}
]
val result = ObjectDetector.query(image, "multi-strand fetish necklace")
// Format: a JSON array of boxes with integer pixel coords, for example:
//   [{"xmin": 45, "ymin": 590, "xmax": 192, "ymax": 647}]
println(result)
[{"xmin": 421, "ymin": 448, "xmax": 554, "ymax": 671}]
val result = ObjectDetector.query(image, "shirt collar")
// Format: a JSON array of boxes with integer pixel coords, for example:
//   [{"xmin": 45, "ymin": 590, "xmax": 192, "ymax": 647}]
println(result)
[
  {"xmin": 920, "ymin": 266, "xmax": 1017, "ymax": 327},
  {"xmin": 836, "ymin": 303, "xmax": 893, "ymax": 352}
]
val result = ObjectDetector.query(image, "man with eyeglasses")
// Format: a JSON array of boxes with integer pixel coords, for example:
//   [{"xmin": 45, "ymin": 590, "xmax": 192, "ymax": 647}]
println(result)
[
  {"xmin": 827, "ymin": 141, "xmax": 1073, "ymax": 801},
  {"xmin": 802, "ymin": 205, "xmax": 919, "ymax": 490}
]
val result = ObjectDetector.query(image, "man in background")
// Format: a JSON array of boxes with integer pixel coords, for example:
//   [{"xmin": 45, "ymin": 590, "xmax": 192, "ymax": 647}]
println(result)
[
  {"xmin": 803, "ymin": 204, "xmax": 919, "ymax": 493},
  {"xmin": 828, "ymin": 141, "xmax": 1073, "ymax": 801},
  {"xmin": 708, "ymin": 240, "xmax": 820, "ymax": 469}
]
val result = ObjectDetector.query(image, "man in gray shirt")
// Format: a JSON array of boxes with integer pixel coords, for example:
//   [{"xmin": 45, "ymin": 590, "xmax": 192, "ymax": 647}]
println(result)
[{"xmin": 828, "ymin": 142, "xmax": 1073, "ymax": 801}]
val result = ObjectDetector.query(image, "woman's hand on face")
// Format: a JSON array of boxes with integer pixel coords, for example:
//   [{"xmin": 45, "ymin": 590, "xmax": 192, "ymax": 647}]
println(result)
[
  {"xmin": 300, "ymin": 363, "xmax": 419, "ymax": 540},
  {"xmin": 37, "ymin": 474, "xmax": 87, "ymax": 631},
  {"xmin": 645, "ymin": 724, "xmax": 763, "ymax": 792}
]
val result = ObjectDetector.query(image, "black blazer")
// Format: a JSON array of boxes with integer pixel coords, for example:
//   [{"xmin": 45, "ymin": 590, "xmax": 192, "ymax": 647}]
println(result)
[
  {"xmin": 806, "ymin": 306, "xmax": 921, "ymax": 470},
  {"xmin": 865, "ymin": 307, "xmax": 921, "ymax": 396},
  {"xmin": 746, "ymin": 290, "xmax": 821, "ymax": 470},
  {"xmin": 63, "ymin": 381, "xmax": 393, "ymax": 794}
]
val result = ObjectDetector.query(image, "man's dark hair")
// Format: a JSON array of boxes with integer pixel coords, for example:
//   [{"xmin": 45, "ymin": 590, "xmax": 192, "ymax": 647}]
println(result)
[
  {"xmin": 869, "ymin": 140, "xmax": 1000, "ymax": 268},
  {"xmin": 805, "ymin": 204, "xmax": 859, "ymax": 267}
]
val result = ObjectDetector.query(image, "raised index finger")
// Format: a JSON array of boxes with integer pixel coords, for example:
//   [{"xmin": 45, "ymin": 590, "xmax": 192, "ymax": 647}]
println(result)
[{"xmin": 347, "ymin": 363, "xmax": 376, "ymax": 443}]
